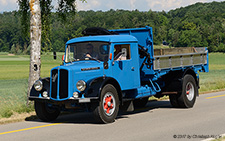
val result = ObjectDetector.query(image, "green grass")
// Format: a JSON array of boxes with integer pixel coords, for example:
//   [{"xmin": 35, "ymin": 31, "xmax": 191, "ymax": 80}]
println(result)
[
  {"xmin": 212, "ymin": 136, "xmax": 225, "ymax": 141},
  {"xmin": 153, "ymin": 44, "xmax": 171, "ymax": 49},
  {"xmin": 0, "ymin": 79, "xmax": 33, "ymax": 118},
  {"xmin": 0, "ymin": 52, "xmax": 224, "ymax": 118},
  {"xmin": 0, "ymin": 53, "xmax": 63, "ymax": 79},
  {"xmin": 0, "ymin": 52, "xmax": 8, "ymax": 55},
  {"xmin": 0, "ymin": 53, "xmax": 62, "ymax": 118},
  {"xmin": 199, "ymin": 53, "xmax": 225, "ymax": 92}
]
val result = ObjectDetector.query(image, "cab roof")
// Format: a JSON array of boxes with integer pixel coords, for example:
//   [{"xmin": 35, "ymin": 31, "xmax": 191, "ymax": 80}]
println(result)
[{"xmin": 66, "ymin": 35, "xmax": 138, "ymax": 45}]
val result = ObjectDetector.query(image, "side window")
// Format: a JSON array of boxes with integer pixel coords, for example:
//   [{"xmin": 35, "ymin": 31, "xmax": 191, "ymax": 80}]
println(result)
[{"xmin": 114, "ymin": 44, "xmax": 131, "ymax": 61}]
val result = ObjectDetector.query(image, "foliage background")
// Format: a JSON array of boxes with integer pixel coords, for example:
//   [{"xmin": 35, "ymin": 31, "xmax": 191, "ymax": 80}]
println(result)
[{"xmin": 1, "ymin": 1, "xmax": 225, "ymax": 53}]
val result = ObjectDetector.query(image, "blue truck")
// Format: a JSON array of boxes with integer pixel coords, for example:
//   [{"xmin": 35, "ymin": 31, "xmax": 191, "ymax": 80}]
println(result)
[{"xmin": 29, "ymin": 26, "xmax": 209, "ymax": 123}]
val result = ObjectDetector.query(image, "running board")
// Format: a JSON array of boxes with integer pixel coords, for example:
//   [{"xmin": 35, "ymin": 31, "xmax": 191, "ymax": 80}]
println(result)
[{"xmin": 161, "ymin": 92, "xmax": 178, "ymax": 95}]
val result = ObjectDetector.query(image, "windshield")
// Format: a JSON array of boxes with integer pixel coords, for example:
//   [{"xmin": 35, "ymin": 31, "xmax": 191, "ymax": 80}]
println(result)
[{"xmin": 65, "ymin": 42, "xmax": 110, "ymax": 63}]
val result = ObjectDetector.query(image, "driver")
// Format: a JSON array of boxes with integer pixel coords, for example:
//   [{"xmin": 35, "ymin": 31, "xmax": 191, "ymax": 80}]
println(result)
[
  {"xmin": 85, "ymin": 44, "xmax": 98, "ymax": 59},
  {"xmin": 114, "ymin": 45, "xmax": 126, "ymax": 60}
]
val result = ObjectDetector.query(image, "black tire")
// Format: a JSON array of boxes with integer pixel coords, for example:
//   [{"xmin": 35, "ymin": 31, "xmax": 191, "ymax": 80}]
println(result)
[
  {"xmin": 170, "ymin": 74, "xmax": 198, "ymax": 108},
  {"xmin": 169, "ymin": 94, "xmax": 180, "ymax": 108},
  {"xmin": 169, "ymin": 74, "xmax": 198, "ymax": 108},
  {"xmin": 177, "ymin": 74, "xmax": 197, "ymax": 108},
  {"xmin": 134, "ymin": 97, "xmax": 149, "ymax": 108},
  {"xmin": 93, "ymin": 84, "xmax": 119, "ymax": 123},
  {"xmin": 34, "ymin": 101, "xmax": 60, "ymax": 122}
]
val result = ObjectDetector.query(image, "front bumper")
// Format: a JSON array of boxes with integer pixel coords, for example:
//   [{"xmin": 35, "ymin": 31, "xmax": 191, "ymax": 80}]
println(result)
[{"xmin": 29, "ymin": 96, "xmax": 99, "ymax": 103}]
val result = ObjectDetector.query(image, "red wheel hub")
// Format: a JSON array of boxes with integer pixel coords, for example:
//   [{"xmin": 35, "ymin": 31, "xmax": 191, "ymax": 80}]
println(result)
[
  {"xmin": 186, "ymin": 84, "xmax": 192, "ymax": 95},
  {"xmin": 104, "ymin": 96, "xmax": 114, "ymax": 114}
]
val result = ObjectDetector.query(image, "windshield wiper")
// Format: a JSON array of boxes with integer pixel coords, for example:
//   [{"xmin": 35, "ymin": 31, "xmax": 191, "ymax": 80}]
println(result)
[
  {"xmin": 85, "ymin": 56, "xmax": 101, "ymax": 63},
  {"xmin": 69, "ymin": 57, "xmax": 76, "ymax": 63}
]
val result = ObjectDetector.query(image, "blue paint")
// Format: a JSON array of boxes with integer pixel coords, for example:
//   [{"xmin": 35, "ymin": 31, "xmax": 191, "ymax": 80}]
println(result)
[{"xmin": 66, "ymin": 35, "xmax": 138, "ymax": 45}]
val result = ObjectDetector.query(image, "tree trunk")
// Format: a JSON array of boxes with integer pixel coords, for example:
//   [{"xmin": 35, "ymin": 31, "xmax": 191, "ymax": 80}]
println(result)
[{"xmin": 27, "ymin": 0, "xmax": 41, "ymax": 104}]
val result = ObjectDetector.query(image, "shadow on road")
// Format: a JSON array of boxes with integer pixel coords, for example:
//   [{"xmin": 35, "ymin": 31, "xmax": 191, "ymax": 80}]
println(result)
[
  {"xmin": 117, "ymin": 100, "xmax": 172, "ymax": 119},
  {"xmin": 25, "ymin": 100, "xmax": 172, "ymax": 124}
]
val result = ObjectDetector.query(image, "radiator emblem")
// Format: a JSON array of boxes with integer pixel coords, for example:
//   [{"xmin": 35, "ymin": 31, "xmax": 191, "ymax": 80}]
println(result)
[
  {"xmin": 52, "ymin": 73, "xmax": 58, "ymax": 82},
  {"xmin": 81, "ymin": 67, "xmax": 100, "ymax": 71}
]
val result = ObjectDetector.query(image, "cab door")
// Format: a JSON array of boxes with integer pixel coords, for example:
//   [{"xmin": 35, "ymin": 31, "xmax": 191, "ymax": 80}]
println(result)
[{"xmin": 111, "ymin": 43, "xmax": 140, "ymax": 90}]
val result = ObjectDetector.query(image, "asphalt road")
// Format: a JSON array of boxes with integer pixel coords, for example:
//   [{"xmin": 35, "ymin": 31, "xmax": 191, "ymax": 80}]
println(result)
[{"xmin": 0, "ymin": 91, "xmax": 225, "ymax": 141}]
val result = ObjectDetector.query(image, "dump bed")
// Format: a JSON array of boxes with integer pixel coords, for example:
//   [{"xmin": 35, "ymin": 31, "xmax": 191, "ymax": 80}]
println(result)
[{"xmin": 154, "ymin": 47, "xmax": 208, "ymax": 71}]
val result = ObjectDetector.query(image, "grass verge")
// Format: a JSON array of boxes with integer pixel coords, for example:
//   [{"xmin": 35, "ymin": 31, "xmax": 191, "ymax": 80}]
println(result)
[
  {"xmin": 212, "ymin": 136, "xmax": 225, "ymax": 141},
  {"xmin": 0, "ymin": 112, "xmax": 36, "ymax": 125},
  {"xmin": 0, "ymin": 53, "xmax": 62, "ymax": 119},
  {"xmin": 0, "ymin": 79, "xmax": 34, "ymax": 118}
]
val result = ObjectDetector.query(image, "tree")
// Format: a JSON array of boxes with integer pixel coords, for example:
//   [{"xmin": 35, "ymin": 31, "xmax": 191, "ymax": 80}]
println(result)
[
  {"xmin": 18, "ymin": 0, "xmax": 86, "ymax": 104},
  {"xmin": 176, "ymin": 30, "xmax": 202, "ymax": 47},
  {"xmin": 27, "ymin": 0, "xmax": 42, "ymax": 105}
]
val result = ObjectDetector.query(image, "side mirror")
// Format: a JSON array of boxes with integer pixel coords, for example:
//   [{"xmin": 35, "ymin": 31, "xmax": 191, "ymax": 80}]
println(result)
[{"xmin": 53, "ymin": 52, "xmax": 57, "ymax": 60}]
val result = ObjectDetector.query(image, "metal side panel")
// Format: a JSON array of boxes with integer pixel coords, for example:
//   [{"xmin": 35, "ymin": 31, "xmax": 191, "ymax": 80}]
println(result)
[{"xmin": 153, "ymin": 52, "xmax": 208, "ymax": 70}]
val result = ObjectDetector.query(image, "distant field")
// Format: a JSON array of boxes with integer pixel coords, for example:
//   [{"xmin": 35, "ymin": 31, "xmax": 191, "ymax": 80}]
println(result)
[
  {"xmin": 199, "ymin": 53, "xmax": 225, "ymax": 92},
  {"xmin": 0, "ymin": 53, "xmax": 62, "ymax": 118},
  {"xmin": 153, "ymin": 44, "xmax": 171, "ymax": 49},
  {"xmin": 0, "ymin": 52, "xmax": 224, "ymax": 118},
  {"xmin": 0, "ymin": 53, "xmax": 63, "ymax": 80}
]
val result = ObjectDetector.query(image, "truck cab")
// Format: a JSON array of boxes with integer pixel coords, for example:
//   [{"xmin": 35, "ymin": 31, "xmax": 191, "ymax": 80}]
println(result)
[{"xmin": 64, "ymin": 35, "xmax": 141, "ymax": 92}]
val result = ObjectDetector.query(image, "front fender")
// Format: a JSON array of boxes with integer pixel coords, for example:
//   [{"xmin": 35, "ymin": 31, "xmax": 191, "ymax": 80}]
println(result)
[
  {"xmin": 84, "ymin": 77, "xmax": 106, "ymax": 97},
  {"xmin": 182, "ymin": 68, "xmax": 199, "ymax": 88},
  {"xmin": 30, "ymin": 77, "xmax": 50, "ymax": 98},
  {"xmin": 85, "ymin": 77, "xmax": 122, "ymax": 102}
]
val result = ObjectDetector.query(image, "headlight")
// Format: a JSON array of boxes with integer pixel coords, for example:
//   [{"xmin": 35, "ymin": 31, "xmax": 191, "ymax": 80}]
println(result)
[
  {"xmin": 76, "ymin": 80, "xmax": 86, "ymax": 91},
  {"xmin": 34, "ymin": 80, "xmax": 43, "ymax": 91},
  {"xmin": 42, "ymin": 91, "xmax": 48, "ymax": 98}
]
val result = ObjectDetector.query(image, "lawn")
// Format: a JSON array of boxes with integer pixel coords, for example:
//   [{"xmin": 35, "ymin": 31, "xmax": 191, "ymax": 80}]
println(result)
[
  {"xmin": 0, "ymin": 52, "xmax": 224, "ymax": 118},
  {"xmin": 0, "ymin": 53, "xmax": 62, "ymax": 118},
  {"xmin": 199, "ymin": 53, "xmax": 225, "ymax": 92}
]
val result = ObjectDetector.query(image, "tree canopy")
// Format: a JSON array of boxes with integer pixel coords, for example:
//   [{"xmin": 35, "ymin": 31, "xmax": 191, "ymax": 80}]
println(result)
[{"xmin": 1, "ymin": 1, "xmax": 225, "ymax": 53}]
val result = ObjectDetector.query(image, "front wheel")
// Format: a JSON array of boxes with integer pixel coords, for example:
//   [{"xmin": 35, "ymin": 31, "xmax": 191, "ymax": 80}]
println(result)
[
  {"xmin": 93, "ymin": 84, "xmax": 119, "ymax": 123},
  {"xmin": 35, "ymin": 101, "xmax": 60, "ymax": 122}
]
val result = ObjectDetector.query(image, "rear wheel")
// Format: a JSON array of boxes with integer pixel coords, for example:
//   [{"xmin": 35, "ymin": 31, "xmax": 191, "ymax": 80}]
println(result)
[
  {"xmin": 35, "ymin": 101, "xmax": 60, "ymax": 122},
  {"xmin": 169, "ymin": 94, "xmax": 179, "ymax": 108},
  {"xmin": 93, "ymin": 84, "xmax": 119, "ymax": 123},
  {"xmin": 169, "ymin": 74, "xmax": 197, "ymax": 108}
]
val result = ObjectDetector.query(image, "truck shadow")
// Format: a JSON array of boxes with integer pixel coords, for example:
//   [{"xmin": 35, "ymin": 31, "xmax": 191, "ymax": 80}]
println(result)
[
  {"xmin": 25, "ymin": 100, "xmax": 172, "ymax": 124},
  {"xmin": 117, "ymin": 100, "xmax": 172, "ymax": 119}
]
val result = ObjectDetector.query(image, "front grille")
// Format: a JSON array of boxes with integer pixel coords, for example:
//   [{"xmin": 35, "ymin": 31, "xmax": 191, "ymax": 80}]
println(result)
[
  {"xmin": 59, "ymin": 70, "xmax": 68, "ymax": 99},
  {"xmin": 51, "ymin": 69, "xmax": 58, "ymax": 99},
  {"xmin": 51, "ymin": 69, "xmax": 69, "ymax": 99}
]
